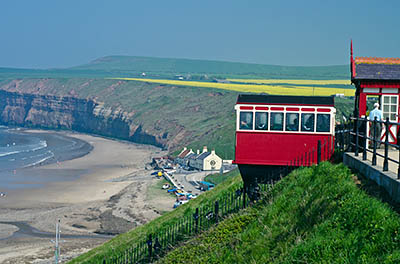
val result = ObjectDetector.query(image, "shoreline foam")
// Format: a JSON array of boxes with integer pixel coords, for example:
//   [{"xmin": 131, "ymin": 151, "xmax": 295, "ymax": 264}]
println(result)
[{"xmin": 0, "ymin": 129, "xmax": 174, "ymax": 263}]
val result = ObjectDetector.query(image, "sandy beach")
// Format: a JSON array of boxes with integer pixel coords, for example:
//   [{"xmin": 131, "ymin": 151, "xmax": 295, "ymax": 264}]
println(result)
[{"xmin": 0, "ymin": 131, "xmax": 175, "ymax": 263}]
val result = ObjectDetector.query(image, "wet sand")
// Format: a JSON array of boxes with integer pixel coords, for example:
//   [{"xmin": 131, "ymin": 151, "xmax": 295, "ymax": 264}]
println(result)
[{"xmin": 0, "ymin": 131, "xmax": 175, "ymax": 263}]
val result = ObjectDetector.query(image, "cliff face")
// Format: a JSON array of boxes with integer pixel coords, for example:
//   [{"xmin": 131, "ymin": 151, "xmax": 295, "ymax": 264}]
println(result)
[{"xmin": 0, "ymin": 90, "xmax": 165, "ymax": 148}]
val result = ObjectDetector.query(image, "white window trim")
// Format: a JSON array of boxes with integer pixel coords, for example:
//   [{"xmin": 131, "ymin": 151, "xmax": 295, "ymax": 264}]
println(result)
[{"xmin": 235, "ymin": 104, "xmax": 335, "ymax": 134}]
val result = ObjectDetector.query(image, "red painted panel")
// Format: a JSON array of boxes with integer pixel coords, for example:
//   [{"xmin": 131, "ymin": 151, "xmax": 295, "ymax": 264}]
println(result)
[
  {"xmin": 255, "ymin": 107, "xmax": 269, "ymax": 110},
  {"xmin": 234, "ymin": 132, "xmax": 334, "ymax": 166},
  {"xmin": 270, "ymin": 107, "xmax": 284, "ymax": 111},
  {"xmin": 301, "ymin": 108, "xmax": 315, "ymax": 112},
  {"xmin": 317, "ymin": 108, "xmax": 331, "ymax": 112},
  {"xmin": 239, "ymin": 102, "xmax": 334, "ymax": 107},
  {"xmin": 240, "ymin": 106, "xmax": 253, "ymax": 110},
  {"xmin": 359, "ymin": 93, "xmax": 367, "ymax": 116},
  {"xmin": 286, "ymin": 107, "xmax": 299, "ymax": 111},
  {"xmin": 360, "ymin": 82, "xmax": 400, "ymax": 88}
]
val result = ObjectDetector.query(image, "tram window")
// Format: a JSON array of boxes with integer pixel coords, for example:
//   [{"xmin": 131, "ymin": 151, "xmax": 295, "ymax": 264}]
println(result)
[
  {"xmin": 270, "ymin": 112, "xmax": 284, "ymax": 131},
  {"xmin": 239, "ymin": 112, "xmax": 253, "ymax": 130},
  {"xmin": 255, "ymin": 112, "xmax": 268, "ymax": 130},
  {"xmin": 286, "ymin": 113, "xmax": 299, "ymax": 131},
  {"xmin": 316, "ymin": 114, "xmax": 330, "ymax": 132},
  {"xmin": 301, "ymin": 113, "xmax": 314, "ymax": 132}
]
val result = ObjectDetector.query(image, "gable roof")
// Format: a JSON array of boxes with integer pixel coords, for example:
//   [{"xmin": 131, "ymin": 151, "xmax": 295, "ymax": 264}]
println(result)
[
  {"xmin": 197, "ymin": 151, "xmax": 211, "ymax": 161},
  {"xmin": 353, "ymin": 56, "xmax": 400, "ymax": 80},
  {"xmin": 177, "ymin": 149, "xmax": 191, "ymax": 159}
]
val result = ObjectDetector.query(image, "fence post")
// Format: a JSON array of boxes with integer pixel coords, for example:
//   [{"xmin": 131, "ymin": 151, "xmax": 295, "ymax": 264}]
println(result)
[
  {"xmin": 340, "ymin": 123, "xmax": 345, "ymax": 152},
  {"xmin": 305, "ymin": 152, "xmax": 308, "ymax": 166},
  {"xmin": 193, "ymin": 208, "xmax": 199, "ymax": 233},
  {"xmin": 355, "ymin": 117, "xmax": 359, "ymax": 156},
  {"xmin": 317, "ymin": 140, "xmax": 321, "ymax": 164},
  {"xmin": 362, "ymin": 118, "xmax": 367, "ymax": 160},
  {"xmin": 243, "ymin": 183, "xmax": 246, "ymax": 209},
  {"xmin": 147, "ymin": 234, "xmax": 153, "ymax": 262},
  {"xmin": 383, "ymin": 117, "xmax": 390, "ymax": 171},
  {"xmin": 372, "ymin": 117, "xmax": 377, "ymax": 166}
]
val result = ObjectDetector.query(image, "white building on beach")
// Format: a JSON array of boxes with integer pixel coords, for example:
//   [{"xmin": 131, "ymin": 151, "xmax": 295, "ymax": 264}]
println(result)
[{"xmin": 178, "ymin": 146, "xmax": 222, "ymax": 171}]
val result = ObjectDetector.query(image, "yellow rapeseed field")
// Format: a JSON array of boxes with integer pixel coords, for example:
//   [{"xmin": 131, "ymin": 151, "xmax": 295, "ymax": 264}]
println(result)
[
  {"xmin": 227, "ymin": 79, "xmax": 351, "ymax": 85},
  {"xmin": 113, "ymin": 78, "xmax": 355, "ymax": 96}
]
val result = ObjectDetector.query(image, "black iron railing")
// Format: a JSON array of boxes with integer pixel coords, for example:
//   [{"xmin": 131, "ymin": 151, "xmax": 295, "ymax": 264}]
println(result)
[
  {"xmin": 94, "ymin": 180, "xmax": 274, "ymax": 264},
  {"xmin": 337, "ymin": 116, "xmax": 400, "ymax": 178}
]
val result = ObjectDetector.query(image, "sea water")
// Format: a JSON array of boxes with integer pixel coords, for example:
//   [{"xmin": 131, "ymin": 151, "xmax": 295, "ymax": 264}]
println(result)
[{"xmin": 0, "ymin": 126, "xmax": 91, "ymax": 190}]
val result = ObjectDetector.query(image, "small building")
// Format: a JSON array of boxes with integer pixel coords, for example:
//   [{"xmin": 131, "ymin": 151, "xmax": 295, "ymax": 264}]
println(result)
[
  {"xmin": 175, "ymin": 147, "xmax": 194, "ymax": 166},
  {"xmin": 351, "ymin": 41, "xmax": 400, "ymax": 143},
  {"xmin": 190, "ymin": 146, "xmax": 222, "ymax": 171}
]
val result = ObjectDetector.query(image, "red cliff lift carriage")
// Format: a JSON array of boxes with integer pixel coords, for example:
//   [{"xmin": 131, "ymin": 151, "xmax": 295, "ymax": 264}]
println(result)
[{"xmin": 233, "ymin": 94, "xmax": 336, "ymax": 189}]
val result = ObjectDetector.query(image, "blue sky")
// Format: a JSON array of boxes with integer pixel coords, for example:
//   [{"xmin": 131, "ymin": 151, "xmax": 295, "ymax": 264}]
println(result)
[{"xmin": 1, "ymin": 0, "xmax": 399, "ymax": 68}]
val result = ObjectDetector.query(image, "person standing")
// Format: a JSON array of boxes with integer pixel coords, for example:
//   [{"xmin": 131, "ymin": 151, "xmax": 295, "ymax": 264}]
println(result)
[{"xmin": 369, "ymin": 102, "xmax": 383, "ymax": 148}]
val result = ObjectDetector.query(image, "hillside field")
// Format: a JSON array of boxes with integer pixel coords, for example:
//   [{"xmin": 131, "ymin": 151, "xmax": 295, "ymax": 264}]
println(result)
[{"xmin": 112, "ymin": 78, "xmax": 355, "ymax": 96}]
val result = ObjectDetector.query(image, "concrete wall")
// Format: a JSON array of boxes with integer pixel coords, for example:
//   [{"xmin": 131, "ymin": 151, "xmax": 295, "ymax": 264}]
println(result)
[{"xmin": 343, "ymin": 153, "xmax": 400, "ymax": 203}]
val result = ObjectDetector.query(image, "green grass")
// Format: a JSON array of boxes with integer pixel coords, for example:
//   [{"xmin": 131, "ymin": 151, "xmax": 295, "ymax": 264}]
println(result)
[
  {"xmin": 205, "ymin": 169, "xmax": 239, "ymax": 185},
  {"xmin": 158, "ymin": 162, "xmax": 400, "ymax": 263},
  {"xmin": 67, "ymin": 170, "xmax": 243, "ymax": 264},
  {"xmin": 146, "ymin": 178, "xmax": 175, "ymax": 201}
]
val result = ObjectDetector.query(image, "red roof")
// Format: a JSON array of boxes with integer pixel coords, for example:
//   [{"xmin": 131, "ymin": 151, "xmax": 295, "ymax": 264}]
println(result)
[{"xmin": 177, "ymin": 149, "xmax": 190, "ymax": 159}]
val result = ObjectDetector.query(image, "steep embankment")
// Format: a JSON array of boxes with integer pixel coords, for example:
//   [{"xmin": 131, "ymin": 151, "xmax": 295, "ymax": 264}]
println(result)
[
  {"xmin": 0, "ymin": 79, "xmax": 237, "ymax": 155},
  {"xmin": 159, "ymin": 163, "xmax": 400, "ymax": 263}
]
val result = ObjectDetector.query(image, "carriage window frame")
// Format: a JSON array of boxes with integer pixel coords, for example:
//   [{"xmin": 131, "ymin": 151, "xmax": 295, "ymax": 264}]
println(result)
[
  {"xmin": 285, "ymin": 112, "xmax": 299, "ymax": 132},
  {"xmin": 239, "ymin": 111, "xmax": 254, "ymax": 130},
  {"xmin": 255, "ymin": 112, "xmax": 269, "ymax": 131},
  {"xmin": 301, "ymin": 113, "xmax": 315, "ymax": 132},
  {"xmin": 316, "ymin": 114, "xmax": 331, "ymax": 132},
  {"xmin": 236, "ymin": 105, "xmax": 334, "ymax": 134},
  {"xmin": 270, "ymin": 112, "xmax": 284, "ymax": 131}
]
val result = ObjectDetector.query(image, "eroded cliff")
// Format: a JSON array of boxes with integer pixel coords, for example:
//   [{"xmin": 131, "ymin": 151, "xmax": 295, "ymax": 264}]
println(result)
[{"xmin": 0, "ymin": 90, "xmax": 165, "ymax": 148}]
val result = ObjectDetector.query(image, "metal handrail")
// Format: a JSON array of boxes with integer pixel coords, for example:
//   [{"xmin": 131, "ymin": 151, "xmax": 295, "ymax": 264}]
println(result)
[{"xmin": 341, "ymin": 116, "xmax": 400, "ymax": 178}]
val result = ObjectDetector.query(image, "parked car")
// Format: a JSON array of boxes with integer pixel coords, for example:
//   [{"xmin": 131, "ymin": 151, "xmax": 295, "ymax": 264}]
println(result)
[
  {"xmin": 162, "ymin": 183, "xmax": 170, "ymax": 189},
  {"xmin": 198, "ymin": 181, "xmax": 215, "ymax": 191},
  {"xmin": 173, "ymin": 200, "xmax": 188, "ymax": 208}
]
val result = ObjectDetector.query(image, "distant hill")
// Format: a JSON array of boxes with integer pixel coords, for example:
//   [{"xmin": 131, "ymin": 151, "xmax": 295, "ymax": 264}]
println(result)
[
  {"xmin": 1, "ymin": 56, "xmax": 349, "ymax": 80},
  {"xmin": 73, "ymin": 55, "xmax": 349, "ymax": 79}
]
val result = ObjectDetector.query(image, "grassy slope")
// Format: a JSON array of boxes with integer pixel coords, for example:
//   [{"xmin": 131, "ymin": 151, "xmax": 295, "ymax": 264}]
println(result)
[
  {"xmin": 68, "ymin": 172, "xmax": 243, "ymax": 263},
  {"xmin": 159, "ymin": 163, "xmax": 400, "ymax": 264},
  {"xmin": 205, "ymin": 169, "xmax": 239, "ymax": 186}
]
